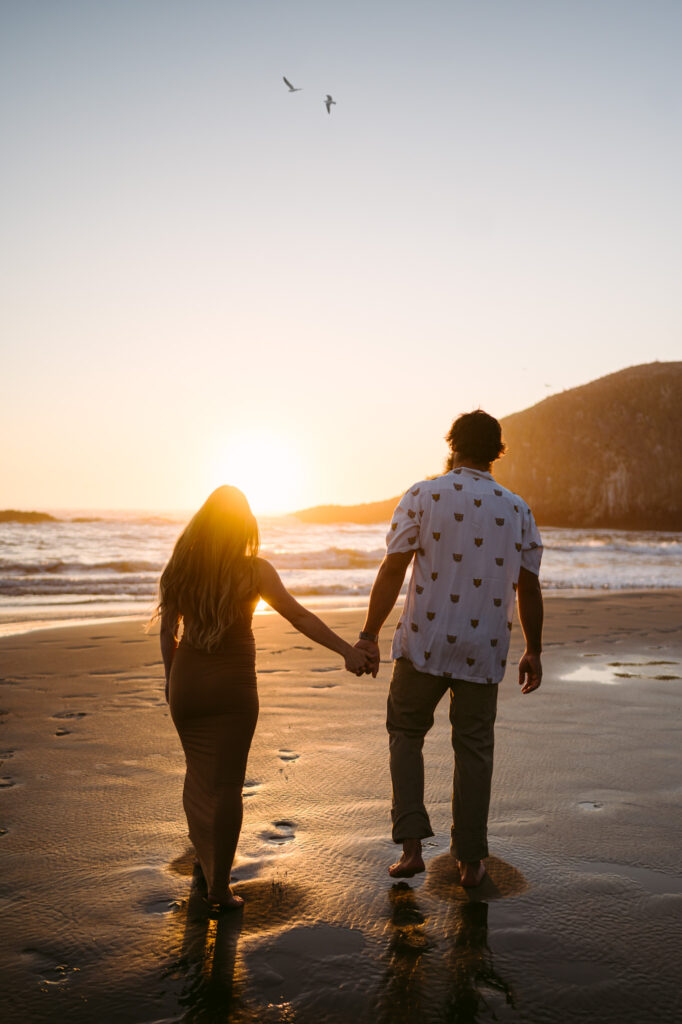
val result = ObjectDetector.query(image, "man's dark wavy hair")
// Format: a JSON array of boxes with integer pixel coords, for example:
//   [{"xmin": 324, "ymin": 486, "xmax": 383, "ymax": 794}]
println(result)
[{"xmin": 445, "ymin": 410, "xmax": 506, "ymax": 467}]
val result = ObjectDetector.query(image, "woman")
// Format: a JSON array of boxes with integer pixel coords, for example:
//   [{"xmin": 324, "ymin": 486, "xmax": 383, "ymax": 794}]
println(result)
[{"xmin": 154, "ymin": 485, "xmax": 370, "ymax": 910}]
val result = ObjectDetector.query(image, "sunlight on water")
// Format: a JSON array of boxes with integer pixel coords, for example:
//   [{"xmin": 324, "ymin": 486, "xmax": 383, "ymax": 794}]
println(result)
[{"xmin": 1, "ymin": 514, "xmax": 681, "ymax": 635}]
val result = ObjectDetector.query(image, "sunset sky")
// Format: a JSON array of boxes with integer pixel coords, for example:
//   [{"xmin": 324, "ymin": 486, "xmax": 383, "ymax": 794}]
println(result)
[{"xmin": 2, "ymin": 0, "xmax": 680, "ymax": 514}]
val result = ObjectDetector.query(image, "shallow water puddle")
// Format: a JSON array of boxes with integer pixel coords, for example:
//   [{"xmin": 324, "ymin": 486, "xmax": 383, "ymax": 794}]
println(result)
[
  {"xmin": 562, "ymin": 664, "xmax": 622, "ymax": 684},
  {"xmin": 563, "ymin": 658, "xmax": 680, "ymax": 684}
]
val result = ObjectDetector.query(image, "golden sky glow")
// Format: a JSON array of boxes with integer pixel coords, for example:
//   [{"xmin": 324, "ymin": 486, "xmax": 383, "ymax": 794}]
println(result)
[
  {"xmin": 2, "ymin": 2, "xmax": 681, "ymax": 512},
  {"xmin": 204, "ymin": 432, "xmax": 304, "ymax": 516}
]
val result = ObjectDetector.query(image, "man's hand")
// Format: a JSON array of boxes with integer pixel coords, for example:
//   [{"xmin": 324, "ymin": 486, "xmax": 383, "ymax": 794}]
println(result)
[
  {"xmin": 518, "ymin": 650, "xmax": 542, "ymax": 694},
  {"xmin": 355, "ymin": 638, "xmax": 380, "ymax": 678}
]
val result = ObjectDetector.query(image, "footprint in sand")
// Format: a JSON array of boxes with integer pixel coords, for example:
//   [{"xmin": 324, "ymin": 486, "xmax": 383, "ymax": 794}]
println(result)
[
  {"xmin": 310, "ymin": 682, "xmax": 339, "ymax": 689},
  {"xmin": 311, "ymin": 667, "xmax": 340, "ymax": 673},
  {"xmin": 0, "ymin": 749, "xmax": 15, "ymax": 760},
  {"xmin": 278, "ymin": 750, "xmax": 300, "ymax": 763},
  {"xmin": 261, "ymin": 820, "xmax": 297, "ymax": 845},
  {"xmin": 578, "ymin": 801, "xmax": 603, "ymax": 811},
  {"xmin": 259, "ymin": 669, "xmax": 291, "ymax": 674},
  {"xmin": 139, "ymin": 895, "xmax": 181, "ymax": 915},
  {"xmin": 0, "ymin": 827, "xmax": 7, "ymax": 836},
  {"xmin": 243, "ymin": 780, "xmax": 263, "ymax": 798},
  {"xmin": 0, "ymin": 777, "xmax": 15, "ymax": 788},
  {"xmin": 55, "ymin": 729, "xmax": 71, "ymax": 737},
  {"xmin": 52, "ymin": 711, "xmax": 87, "ymax": 720}
]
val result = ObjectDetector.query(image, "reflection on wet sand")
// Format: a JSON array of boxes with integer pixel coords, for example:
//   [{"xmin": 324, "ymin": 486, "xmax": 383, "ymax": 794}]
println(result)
[
  {"xmin": 379, "ymin": 855, "xmax": 526, "ymax": 1024},
  {"xmin": 164, "ymin": 859, "xmax": 245, "ymax": 1020},
  {"xmin": 163, "ymin": 850, "xmax": 528, "ymax": 1022},
  {"xmin": 165, "ymin": 848, "xmax": 309, "ymax": 1022}
]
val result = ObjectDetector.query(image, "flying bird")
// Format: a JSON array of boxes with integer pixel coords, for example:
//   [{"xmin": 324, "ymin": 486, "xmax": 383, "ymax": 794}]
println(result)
[
  {"xmin": 325, "ymin": 94, "xmax": 336, "ymax": 114},
  {"xmin": 283, "ymin": 76, "xmax": 302, "ymax": 92}
]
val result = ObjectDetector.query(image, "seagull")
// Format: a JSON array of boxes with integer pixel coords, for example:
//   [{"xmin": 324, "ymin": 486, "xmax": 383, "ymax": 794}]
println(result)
[
  {"xmin": 325, "ymin": 94, "xmax": 336, "ymax": 114},
  {"xmin": 283, "ymin": 76, "xmax": 302, "ymax": 92}
]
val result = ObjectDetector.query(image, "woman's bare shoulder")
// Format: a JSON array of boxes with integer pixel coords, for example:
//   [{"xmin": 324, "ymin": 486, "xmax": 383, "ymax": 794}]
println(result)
[{"xmin": 253, "ymin": 557, "xmax": 277, "ymax": 585}]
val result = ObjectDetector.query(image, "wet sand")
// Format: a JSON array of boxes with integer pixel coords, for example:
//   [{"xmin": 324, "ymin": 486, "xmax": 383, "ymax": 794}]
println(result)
[{"xmin": 1, "ymin": 592, "xmax": 681, "ymax": 1023}]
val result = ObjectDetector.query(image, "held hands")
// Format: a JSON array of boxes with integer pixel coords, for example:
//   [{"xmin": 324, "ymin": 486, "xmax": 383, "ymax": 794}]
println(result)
[
  {"xmin": 344, "ymin": 644, "xmax": 374, "ymax": 676},
  {"xmin": 354, "ymin": 638, "xmax": 381, "ymax": 678},
  {"xmin": 518, "ymin": 650, "xmax": 542, "ymax": 694}
]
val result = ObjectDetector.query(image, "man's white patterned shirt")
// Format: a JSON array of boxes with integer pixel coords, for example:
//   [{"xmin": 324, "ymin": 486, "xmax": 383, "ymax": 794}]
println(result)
[{"xmin": 387, "ymin": 467, "xmax": 543, "ymax": 684}]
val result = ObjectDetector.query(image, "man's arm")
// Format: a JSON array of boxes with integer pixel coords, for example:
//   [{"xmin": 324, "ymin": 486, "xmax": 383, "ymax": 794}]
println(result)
[
  {"xmin": 356, "ymin": 550, "xmax": 414, "ymax": 677},
  {"xmin": 517, "ymin": 566, "xmax": 543, "ymax": 694}
]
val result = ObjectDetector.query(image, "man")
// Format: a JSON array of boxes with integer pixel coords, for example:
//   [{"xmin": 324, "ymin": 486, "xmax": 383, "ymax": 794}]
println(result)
[{"xmin": 356, "ymin": 410, "xmax": 543, "ymax": 887}]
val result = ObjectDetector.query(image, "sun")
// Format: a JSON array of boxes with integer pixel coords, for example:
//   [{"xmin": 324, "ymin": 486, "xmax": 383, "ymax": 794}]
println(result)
[{"xmin": 205, "ymin": 431, "xmax": 304, "ymax": 516}]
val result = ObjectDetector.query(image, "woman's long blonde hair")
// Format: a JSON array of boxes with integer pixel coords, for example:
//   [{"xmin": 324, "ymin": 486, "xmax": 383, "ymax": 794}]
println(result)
[{"xmin": 153, "ymin": 485, "xmax": 260, "ymax": 652}]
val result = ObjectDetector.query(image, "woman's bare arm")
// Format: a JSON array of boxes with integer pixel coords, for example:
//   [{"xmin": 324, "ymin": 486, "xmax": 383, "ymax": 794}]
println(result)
[
  {"xmin": 255, "ymin": 558, "xmax": 369, "ymax": 674},
  {"xmin": 160, "ymin": 612, "xmax": 180, "ymax": 702}
]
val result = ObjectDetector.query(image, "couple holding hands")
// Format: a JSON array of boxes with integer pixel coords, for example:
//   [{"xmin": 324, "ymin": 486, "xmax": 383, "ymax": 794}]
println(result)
[{"xmin": 156, "ymin": 411, "xmax": 544, "ymax": 909}]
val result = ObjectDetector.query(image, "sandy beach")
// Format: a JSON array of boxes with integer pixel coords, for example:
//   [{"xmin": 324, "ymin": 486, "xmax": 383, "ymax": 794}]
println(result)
[{"xmin": 1, "ymin": 592, "xmax": 681, "ymax": 1023}]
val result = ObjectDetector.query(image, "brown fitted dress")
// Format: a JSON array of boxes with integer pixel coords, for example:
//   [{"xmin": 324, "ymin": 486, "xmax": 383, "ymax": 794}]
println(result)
[{"xmin": 169, "ymin": 599, "xmax": 259, "ymax": 899}]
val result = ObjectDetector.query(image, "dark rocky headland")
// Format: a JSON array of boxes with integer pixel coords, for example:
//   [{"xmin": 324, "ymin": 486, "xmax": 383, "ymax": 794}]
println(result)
[
  {"xmin": 295, "ymin": 362, "xmax": 682, "ymax": 530},
  {"xmin": 0, "ymin": 510, "xmax": 57, "ymax": 524}
]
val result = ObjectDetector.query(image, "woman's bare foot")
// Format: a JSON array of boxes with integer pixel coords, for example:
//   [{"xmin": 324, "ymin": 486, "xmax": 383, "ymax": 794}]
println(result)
[
  {"xmin": 457, "ymin": 860, "xmax": 486, "ymax": 887},
  {"xmin": 389, "ymin": 839, "xmax": 425, "ymax": 878},
  {"xmin": 205, "ymin": 887, "xmax": 244, "ymax": 911}
]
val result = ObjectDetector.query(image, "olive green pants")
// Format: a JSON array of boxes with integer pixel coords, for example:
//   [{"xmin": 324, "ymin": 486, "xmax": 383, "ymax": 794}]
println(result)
[{"xmin": 386, "ymin": 657, "xmax": 499, "ymax": 862}]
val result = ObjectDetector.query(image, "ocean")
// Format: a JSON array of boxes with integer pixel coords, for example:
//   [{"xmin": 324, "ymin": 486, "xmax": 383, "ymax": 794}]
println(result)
[{"xmin": 1, "ymin": 511, "xmax": 681, "ymax": 635}]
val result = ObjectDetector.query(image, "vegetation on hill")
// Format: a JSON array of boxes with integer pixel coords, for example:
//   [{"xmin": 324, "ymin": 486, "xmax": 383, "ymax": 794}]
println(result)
[{"xmin": 495, "ymin": 362, "xmax": 682, "ymax": 529}]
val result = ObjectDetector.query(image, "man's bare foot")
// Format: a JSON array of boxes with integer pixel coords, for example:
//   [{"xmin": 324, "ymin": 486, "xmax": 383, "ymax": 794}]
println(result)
[
  {"xmin": 389, "ymin": 840, "xmax": 425, "ymax": 878},
  {"xmin": 457, "ymin": 860, "xmax": 486, "ymax": 887}
]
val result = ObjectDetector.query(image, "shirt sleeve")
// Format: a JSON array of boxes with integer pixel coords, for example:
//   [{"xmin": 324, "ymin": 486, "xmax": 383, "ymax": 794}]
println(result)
[
  {"xmin": 386, "ymin": 487, "xmax": 421, "ymax": 554},
  {"xmin": 520, "ymin": 506, "xmax": 543, "ymax": 575}
]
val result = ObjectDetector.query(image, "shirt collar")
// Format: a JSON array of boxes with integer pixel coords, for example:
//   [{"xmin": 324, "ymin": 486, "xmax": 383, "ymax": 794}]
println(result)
[{"xmin": 451, "ymin": 467, "xmax": 494, "ymax": 480}]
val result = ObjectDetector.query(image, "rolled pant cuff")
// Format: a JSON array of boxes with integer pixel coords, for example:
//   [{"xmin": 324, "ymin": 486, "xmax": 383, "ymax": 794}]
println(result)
[
  {"xmin": 450, "ymin": 835, "xmax": 489, "ymax": 862},
  {"xmin": 392, "ymin": 811, "xmax": 434, "ymax": 844}
]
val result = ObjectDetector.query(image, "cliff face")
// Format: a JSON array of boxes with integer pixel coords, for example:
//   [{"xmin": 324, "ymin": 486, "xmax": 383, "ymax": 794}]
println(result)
[{"xmin": 495, "ymin": 362, "xmax": 682, "ymax": 530}]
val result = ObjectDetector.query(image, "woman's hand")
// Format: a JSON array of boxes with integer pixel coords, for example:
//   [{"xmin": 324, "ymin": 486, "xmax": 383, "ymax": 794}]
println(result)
[{"xmin": 344, "ymin": 644, "xmax": 372, "ymax": 676}]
